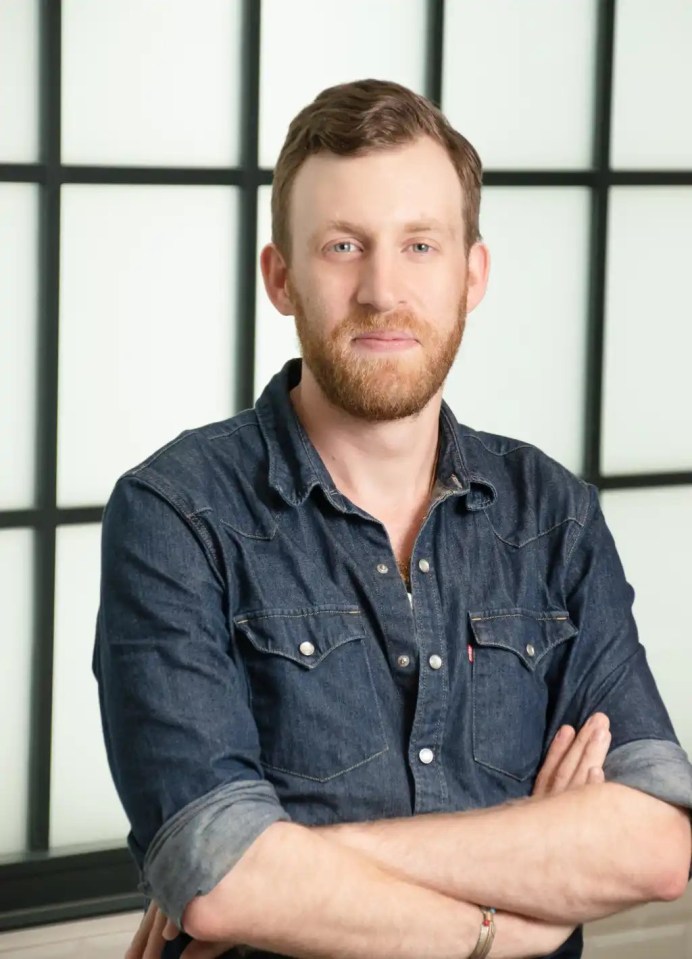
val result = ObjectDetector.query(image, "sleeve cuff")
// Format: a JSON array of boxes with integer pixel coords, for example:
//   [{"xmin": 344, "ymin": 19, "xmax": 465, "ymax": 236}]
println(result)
[
  {"xmin": 138, "ymin": 778, "xmax": 292, "ymax": 930},
  {"xmin": 603, "ymin": 738, "xmax": 692, "ymax": 808},
  {"xmin": 603, "ymin": 738, "xmax": 692, "ymax": 882}
]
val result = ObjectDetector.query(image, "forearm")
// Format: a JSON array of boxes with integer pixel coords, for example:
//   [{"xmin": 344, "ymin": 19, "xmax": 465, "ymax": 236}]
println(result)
[
  {"xmin": 314, "ymin": 782, "xmax": 685, "ymax": 925},
  {"xmin": 182, "ymin": 820, "xmax": 574, "ymax": 959}
]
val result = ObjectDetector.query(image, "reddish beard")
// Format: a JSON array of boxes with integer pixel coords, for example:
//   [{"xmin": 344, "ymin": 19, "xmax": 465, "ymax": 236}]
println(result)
[{"xmin": 289, "ymin": 281, "xmax": 468, "ymax": 422}]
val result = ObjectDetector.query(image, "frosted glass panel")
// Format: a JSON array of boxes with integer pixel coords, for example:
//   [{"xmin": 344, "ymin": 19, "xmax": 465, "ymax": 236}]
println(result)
[
  {"xmin": 255, "ymin": 186, "xmax": 301, "ymax": 399},
  {"xmin": 0, "ymin": 0, "xmax": 39, "ymax": 161},
  {"xmin": 0, "ymin": 184, "xmax": 39, "ymax": 509},
  {"xmin": 612, "ymin": 0, "xmax": 692, "ymax": 168},
  {"xmin": 51, "ymin": 524, "xmax": 129, "ymax": 849},
  {"xmin": 0, "ymin": 530, "xmax": 33, "ymax": 857},
  {"xmin": 601, "ymin": 486, "xmax": 692, "ymax": 755},
  {"xmin": 58, "ymin": 185, "xmax": 238, "ymax": 507},
  {"xmin": 444, "ymin": 188, "xmax": 590, "ymax": 474},
  {"xmin": 443, "ymin": 0, "xmax": 597, "ymax": 170},
  {"xmin": 62, "ymin": 0, "xmax": 242, "ymax": 166},
  {"xmin": 602, "ymin": 188, "xmax": 692, "ymax": 475},
  {"xmin": 259, "ymin": 0, "xmax": 427, "ymax": 168}
]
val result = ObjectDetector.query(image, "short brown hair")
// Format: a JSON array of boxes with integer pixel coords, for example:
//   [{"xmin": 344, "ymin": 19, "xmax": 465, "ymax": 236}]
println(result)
[{"xmin": 271, "ymin": 78, "xmax": 483, "ymax": 264}]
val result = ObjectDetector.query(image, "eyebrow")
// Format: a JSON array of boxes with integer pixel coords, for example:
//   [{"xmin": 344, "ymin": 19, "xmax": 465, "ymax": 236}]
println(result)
[{"xmin": 311, "ymin": 218, "xmax": 453, "ymax": 244}]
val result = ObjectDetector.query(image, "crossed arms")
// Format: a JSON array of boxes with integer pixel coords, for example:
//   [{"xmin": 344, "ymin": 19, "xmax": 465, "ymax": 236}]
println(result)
[{"xmin": 130, "ymin": 714, "xmax": 692, "ymax": 959}]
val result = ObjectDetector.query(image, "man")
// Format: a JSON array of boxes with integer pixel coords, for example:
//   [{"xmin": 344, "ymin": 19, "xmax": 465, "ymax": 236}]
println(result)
[{"xmin": 95, "ymin": 79, "xmax": 692, "ymax": 959}]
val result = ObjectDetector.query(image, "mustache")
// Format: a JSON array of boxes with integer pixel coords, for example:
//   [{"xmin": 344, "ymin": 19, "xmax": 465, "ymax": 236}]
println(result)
[{"xmin": 334, "ymin": 309, "xmax": 428, "ymax": 337}]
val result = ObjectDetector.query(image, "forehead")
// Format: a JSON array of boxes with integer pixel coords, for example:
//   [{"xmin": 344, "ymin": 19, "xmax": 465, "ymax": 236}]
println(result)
[{"xmin": 289, "ymin": 135, "xmax": 464, "ymax": 240}]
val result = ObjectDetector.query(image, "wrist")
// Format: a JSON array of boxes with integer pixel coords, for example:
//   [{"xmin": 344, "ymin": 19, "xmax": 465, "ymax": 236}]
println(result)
[
  {"xmin": 483, "ymin": 910, "xmax": 577, "ymax": 959},
  {"xmin": 466, "ymin": 905, "xmax": 496, "ymax": 959}
]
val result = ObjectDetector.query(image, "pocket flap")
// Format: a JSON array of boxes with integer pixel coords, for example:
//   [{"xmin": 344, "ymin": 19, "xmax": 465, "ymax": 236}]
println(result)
[
  {"xmin": 234, "ymin": 605, "xmax": 364, "ymax": 668},
  {"xmin": 468, "ymin": 608, "xmax": 578, "ymax": 670}
]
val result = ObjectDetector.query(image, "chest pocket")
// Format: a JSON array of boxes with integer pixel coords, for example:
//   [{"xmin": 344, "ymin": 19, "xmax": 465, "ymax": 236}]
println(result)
[
  {"xmin": 468, "ymin": 608, "xmax": 578, "ymax": 781},
  {"xmin": 234, "ymin": 605, "xmax": 388, "ymax": 782}
]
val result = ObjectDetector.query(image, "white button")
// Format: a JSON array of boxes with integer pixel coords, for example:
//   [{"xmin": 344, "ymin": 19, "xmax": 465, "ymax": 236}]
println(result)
[
  {"xmin": 419, "ymin": 747, "xmax": 434, "ymax": 764},
  {"xmin": 377, "ymin": 563, "xmax": 389, "ymax": 574},
  {"xmin": 428, "ymin": 654, "xmax": 442, "ymax": 670},
  {"xmin": 299, "ymin": 641, "xmax": 315, "ymax": 656},
  {"xmin": 418, "ymin": 558, "xmax": 430, "ymax": 573},
  {"xmin": 526, "ymin": 644, "xmax": 535, "ymax": 657},
  {"xmin": 397, "ymin": 655, "xmax": 410, "ymax": 668}
]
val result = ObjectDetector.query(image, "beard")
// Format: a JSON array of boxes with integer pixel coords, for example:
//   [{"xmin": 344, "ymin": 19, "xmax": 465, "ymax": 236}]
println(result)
[{"xmin": 289, "ymin": 278, "xmax": 468, "ymax": 422}]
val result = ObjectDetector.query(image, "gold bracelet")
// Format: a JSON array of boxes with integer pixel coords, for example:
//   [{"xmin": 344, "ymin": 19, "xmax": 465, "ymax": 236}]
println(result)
[{"xmin": 467, "ymin": 905, "xmax": 496, "ymax": 959}]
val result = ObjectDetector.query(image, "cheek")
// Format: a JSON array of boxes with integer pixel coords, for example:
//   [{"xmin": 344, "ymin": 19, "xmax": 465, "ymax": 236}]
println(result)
[{"xmin": 304, "ymin": 276, "xmax": 351, "ymax": 323}]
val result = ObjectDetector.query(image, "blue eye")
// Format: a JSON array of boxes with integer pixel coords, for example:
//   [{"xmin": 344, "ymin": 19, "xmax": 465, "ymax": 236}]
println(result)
[
  {"xmin": 412, "ymin": 243, "xmax": 432, "ymax": 253},
  {"xmin": 330, "ymin": 241, "xmax": 357, "ymax": 253}
]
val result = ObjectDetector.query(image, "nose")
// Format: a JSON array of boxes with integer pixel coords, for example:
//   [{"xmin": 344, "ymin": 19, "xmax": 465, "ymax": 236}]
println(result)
[{"xmin": 355, "ymin": 249, "xmax": 401, "ymax": 314}]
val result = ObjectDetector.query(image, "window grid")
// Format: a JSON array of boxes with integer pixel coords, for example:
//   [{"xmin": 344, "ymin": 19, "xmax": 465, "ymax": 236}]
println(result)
[{"xmin": 0, "ymin": 0, "xmax": 690, "ymax": 931}]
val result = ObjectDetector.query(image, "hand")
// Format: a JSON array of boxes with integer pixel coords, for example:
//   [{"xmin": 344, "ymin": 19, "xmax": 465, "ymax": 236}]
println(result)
[
  {"xmin": 532, "ymin": 711, "xmax": 611, "ymax": 799},
  {"xmin": 124, "ymin": 899, "xmax": 246, "ymax": 959},
  {"xmin": 125, "ymin": 899, "xmax": 179, "ymax": 958}
]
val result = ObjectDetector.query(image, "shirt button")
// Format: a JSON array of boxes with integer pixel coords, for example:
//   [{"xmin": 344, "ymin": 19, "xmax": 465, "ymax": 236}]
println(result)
[
  {"xmin": 418, "ymin": 558, "xmax": 430, "ymax": 573},
  {"xmin": 377, "ymin": 563, "xmax": 389, "ymax": 574},
  {"xmin": 428, "ymin": 654, "xmax": 442, "ymax": 670},
  {"xmin": 397, "ymin": 655, "xmax": 410, "ymax": 668},
  {"xmin": 419, "ymin": 747, "xmax": 434, "ymax": 764},
  {"xmin": 299, "ymin": 641, "xmax": 315, "ymax": 656},
  {"xmin": 526, "ymin": 644, "xmax": 535, "ymax": 657}
]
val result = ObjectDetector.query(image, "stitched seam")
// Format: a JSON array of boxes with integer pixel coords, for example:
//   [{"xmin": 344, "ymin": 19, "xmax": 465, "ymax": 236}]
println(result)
[
  {"xmin": 121, "ymin": 475, "xmax": 224, "ymax": 584},
  {"xmin": 563, "ymin": 482, "xmax": 598, "ymax": 582},
  {"xmin": 260, "ymin": 747, "xmax": 389, "ymax": 783},
  {"xmin": 219, "ymin": 517, "xmax": 277, "ymax": 542},
  {"xmin": 235, "ymin": 607, "xmax": 361, "ymax": 625},
  {"xmin": 241, "ymin": 634, "xmax": 363, "ymax": 665},
  {"xmin": 482, "ymin": 509, "xmax": 582, "ymax": 548},
  {"xmin": 426, "ymin": 557, "xmax": 451, "ymax": 806},
  {"xmin": 470, "ymin": 611, "xmax": 570, "ymax": 622},
  {"xmin": 462, "ymin": 433, "xmax": 535, "ymax": 456},
  {"xmin": 207, "ymin": 419, "xmax": 260, "ymax": 442},
  {"xmin": 129, "ymin": 431, "xmax": 195, "ymax": 474}
]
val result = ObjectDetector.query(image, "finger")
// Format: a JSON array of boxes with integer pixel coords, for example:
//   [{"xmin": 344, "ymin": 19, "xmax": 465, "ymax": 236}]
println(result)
[
  {"xmin": 587, "ymin": 766, "xmax": 605, "ymax": 784},
  {"xmin": 143, "ymin": 908, "xmax": 169, "ymax": 959},
  {"xmin": 162, "ymin": 918, "xmax": 180, "ymax": 941},
  {"xmin": 125, "ymin": 901, "xmax": 158, "ymax": 959},
  {"xmin": 550, "ymin": 713, "xmax": 609, "ymax": 792},
  {"xmin": 532, "ymin": 725, "xmax": 576, "ymax": 797},
  {"xmin": 569, "ymin": 728, "xmax": 611, "ymax": 788}
]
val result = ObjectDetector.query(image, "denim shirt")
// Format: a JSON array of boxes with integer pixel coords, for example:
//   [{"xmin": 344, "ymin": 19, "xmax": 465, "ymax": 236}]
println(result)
[{"xmin": 93, "ymin": 357, "xmax": 692, "ymax": 959}]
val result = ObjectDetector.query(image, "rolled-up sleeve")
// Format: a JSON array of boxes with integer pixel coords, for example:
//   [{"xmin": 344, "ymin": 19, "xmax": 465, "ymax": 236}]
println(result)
[
  {"xmin": 93, "ymin": 474, "xmax": 291, "ymax": 929},
  {"xmin": 556, "ymin": 483, "xmax": 692, "ymax": 875}
]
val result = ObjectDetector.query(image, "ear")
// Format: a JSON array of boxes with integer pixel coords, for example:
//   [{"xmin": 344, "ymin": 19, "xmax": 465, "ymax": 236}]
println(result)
[
  {"xmin": 259, "ymin": 243, "xmax": 295, "ymax": 316},
  {"xmin": 465, "ymin": 241, "xmax": 491, "ymax": 314}
]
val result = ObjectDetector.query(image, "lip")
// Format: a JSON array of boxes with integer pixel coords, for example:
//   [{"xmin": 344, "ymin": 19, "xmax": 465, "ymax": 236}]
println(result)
[
  {"xmin": 353, "ymin": 332, "xmax": 419, "ymax": 353},
  {"xmin": 354, "ymin": 330, "xmax": 417, "ymax": 341}
]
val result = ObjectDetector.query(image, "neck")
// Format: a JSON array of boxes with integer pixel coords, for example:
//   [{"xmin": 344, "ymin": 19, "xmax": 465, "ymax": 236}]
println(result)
[{"xmin": 289, "ymin": 365, "xmax": 441, "ymax": 512}]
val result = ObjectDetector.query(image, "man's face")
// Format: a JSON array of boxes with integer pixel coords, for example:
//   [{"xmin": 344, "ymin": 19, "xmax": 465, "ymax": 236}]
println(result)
[{"xmin": 285, "ymin": 135, "xmax": 474, "ymax": 422}]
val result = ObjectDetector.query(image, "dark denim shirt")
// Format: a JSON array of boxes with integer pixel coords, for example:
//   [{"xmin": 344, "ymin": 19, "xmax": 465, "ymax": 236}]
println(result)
[{"xmin": 93, "ymin": 357, "xmax": 692, "ymax": 959}]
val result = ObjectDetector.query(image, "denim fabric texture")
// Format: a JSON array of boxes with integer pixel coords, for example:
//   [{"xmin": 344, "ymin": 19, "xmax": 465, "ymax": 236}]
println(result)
[{"xmin": 94, "ymin": 357, "xmax": 692, "ymax": 959}]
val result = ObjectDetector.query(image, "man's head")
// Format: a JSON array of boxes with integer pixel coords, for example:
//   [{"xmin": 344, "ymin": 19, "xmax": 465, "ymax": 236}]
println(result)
[{"xmin": 260, "ymin": 78, "xmax": 490, "ymax": 422}]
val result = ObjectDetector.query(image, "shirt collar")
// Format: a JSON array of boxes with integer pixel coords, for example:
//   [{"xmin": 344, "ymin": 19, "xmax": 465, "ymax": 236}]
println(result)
[{"xmin": 255, "ymin": 357, "xmax": 496, "ymax": 512}]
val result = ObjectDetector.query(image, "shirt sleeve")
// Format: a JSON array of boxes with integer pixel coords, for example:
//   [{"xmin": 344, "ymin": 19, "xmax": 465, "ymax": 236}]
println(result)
[
  {"xmin": 557, "ymin": 483, "xmax": 692, "ymax": 876},
  {"xmin": 93, "ymin": 474, "xmax": 292, "ymax": 930}
]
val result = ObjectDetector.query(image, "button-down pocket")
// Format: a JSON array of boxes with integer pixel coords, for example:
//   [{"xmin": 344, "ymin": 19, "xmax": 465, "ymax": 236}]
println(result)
[
  {"xmin": 234, "ymin": 605, "xmax": 388, "ymax": 782},
  {"xmin": 468, "ymin": 608, "xmax": 578, "ymax": 781}
]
